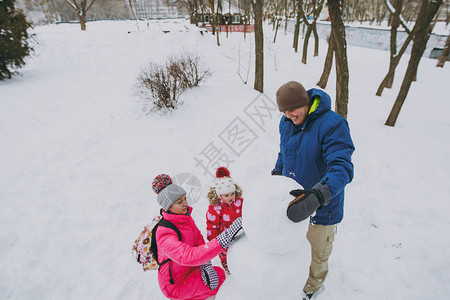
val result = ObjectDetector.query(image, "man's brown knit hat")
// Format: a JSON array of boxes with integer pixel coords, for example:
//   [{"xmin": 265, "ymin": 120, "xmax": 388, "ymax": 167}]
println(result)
[{"xmin": 276, "ymin": 81, "xmax": 310, "ymax": 112}]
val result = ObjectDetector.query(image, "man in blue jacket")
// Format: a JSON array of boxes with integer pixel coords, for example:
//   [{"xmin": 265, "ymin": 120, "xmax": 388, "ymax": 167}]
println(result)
[{"xmin": 272, "ymin": 81, "xmax": 354, "ymax": 300}]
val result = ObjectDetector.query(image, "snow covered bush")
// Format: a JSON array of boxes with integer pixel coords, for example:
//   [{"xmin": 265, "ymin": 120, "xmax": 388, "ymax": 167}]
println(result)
[{"xmin": 137, "ymin": 53, "xmax": 210, "ymax": 113}]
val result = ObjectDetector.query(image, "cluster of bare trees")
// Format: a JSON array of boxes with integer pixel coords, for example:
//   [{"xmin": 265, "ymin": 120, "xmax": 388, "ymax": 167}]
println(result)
[
  {"xmin": 383, "ymin": 0, "xmax": 444, "ymax": 126},
  {"xmin": 248, "ymin": 0, "xmax": 447, "ymax": 125},
  {"xmin": 21, "ymin": 0, "xmax": 449, "ymax": 126},
  {"xmin": 292, "ymin": 0, "xmax": 324, "ymax": 64},
  {"xmin": 234, "ymin": 0, "xmax": 349, "ymax": 117},
  {"xmin": 177, "ymin": 0, "xmax": 449, "ymax": 125},
  {"xmin": 340, "ymin": 0, "xmax": 425, "ymax": 25},
  {"xmin": 263, "ymin": 0, "xmax": 349, "ymax": 117},
  {"xmin": 21, "ymin": 0, "xmax": 133, "ymax": 25}
]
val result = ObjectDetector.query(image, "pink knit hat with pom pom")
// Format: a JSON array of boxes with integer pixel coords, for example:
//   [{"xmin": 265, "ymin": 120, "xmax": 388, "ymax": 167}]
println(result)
[{"xmin": 214, "ymin": 167, "xmax": 235, "ymax": 196}]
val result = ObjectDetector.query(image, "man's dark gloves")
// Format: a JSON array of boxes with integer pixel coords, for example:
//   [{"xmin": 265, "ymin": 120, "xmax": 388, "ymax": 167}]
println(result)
[
  {"xmin": 286, "ymin": 180, "xmax": 331, "ymax": 223},
  {"xmin": 271, "ymin": 169, "xmax": 282, "ymax": 176}
]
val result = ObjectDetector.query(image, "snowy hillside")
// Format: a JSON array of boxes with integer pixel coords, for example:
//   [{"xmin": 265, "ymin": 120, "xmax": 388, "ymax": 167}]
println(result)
[{"xmin": 1, "ymin": 19, "xmax": 450, "ymax": 300}]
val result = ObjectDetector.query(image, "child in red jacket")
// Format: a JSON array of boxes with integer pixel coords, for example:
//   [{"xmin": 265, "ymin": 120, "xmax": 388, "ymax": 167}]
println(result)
[{"xmin": 206, "ymin": 167, "xmax": 244, "ymax": 274}]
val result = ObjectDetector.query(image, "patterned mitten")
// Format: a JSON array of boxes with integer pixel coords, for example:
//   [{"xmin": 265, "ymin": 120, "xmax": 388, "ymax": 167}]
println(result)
[
  {"xmin": 201, "ymin": 261, "xmax": 219, "ymax": 289},
  {"xmin": 217, "ymin": 217, "xmax": 242, "ymax": 249}
]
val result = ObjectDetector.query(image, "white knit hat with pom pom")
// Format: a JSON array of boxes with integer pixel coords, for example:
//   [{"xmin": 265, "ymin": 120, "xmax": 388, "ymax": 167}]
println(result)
[{"xmin": 214, "ymin": 167, "xmax": 235, "ymax": 196}]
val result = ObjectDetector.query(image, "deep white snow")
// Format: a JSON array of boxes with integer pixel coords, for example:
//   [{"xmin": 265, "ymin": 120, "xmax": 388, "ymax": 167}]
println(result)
[{"xmin": 1, "ymin": 19, "xmax": 449, "ymax": 300}]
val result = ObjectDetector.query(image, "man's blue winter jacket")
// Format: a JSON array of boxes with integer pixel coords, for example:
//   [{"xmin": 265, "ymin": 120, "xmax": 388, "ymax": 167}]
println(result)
[{"xmin": 274, "ymin": 88, "xmax": 355, "ymax": 225}]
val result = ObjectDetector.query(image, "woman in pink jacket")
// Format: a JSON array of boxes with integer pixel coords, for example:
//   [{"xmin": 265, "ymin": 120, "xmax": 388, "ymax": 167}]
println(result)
[{"xmin": 152, "ymin": 174, "xmax": 242, "ymax": 300}]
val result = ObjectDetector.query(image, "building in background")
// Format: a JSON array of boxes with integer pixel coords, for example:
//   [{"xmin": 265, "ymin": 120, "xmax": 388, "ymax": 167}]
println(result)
[{"xmin": 133, "ymin": 0, "xmax": 188, "ymax": 19}]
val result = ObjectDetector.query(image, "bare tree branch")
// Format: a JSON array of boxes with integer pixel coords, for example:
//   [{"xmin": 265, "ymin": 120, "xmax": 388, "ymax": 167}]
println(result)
[{"xmin": 384, "ymin": 0, "xmax": 411, "ymax": 34}]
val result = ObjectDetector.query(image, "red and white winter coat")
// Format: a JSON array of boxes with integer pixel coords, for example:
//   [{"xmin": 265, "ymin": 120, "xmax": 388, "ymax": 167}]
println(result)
[
  {"xmin": 155, "ymin": 207, "xmax": 226, "ymax": 300},
  {"xmin": 206, "ymin": 197, "xmax": 243, "ymax": 241}
]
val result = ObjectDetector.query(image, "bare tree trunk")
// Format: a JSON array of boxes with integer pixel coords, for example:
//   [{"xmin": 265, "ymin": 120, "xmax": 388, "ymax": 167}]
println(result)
[
  {"xmin": 253, "ymin": 0, "xmax": 264, "ymax": 93},
  {"xmin": 311, "ymin": 0, "xmax": 324, "ymax": 57},
  {"xmin": 216, "ymin": 0, "xmax": 222, "ymax": 45},
  {"xmin": 226, "ymin": 0, "xmax": 231, "ymax": 38},
  {"xmin": 437, "ymin": 34, "xmax": 450, "ymax": 67},
  {"xmin": 387, "ymin": 0, "xmax": 402, "ymax": 88},
  {"xmin": 312, "ymin": 22, "xmax": 319, "ymax": 56},
  {"xmin": 300, "ymin": 0, "xmax": 324, "ymax": 64},
  {"xmin": 284, "ymin": 0, "xmax": 289, "ymax": 35},
  {"xmin": 293, "ymin": 1, "xmax": 301, "ymax": 52},
  {"xmin": 208, "ymin": 0, "xmax": 216, "ymax": 35},
  {"xmin": 79, "ymin": 11, "xmax": 86, "ymax": 30},
  {"xmin": 376, "ymin": 28, "xmax": 414, "ymax": 96},
  {"xmin": 128, "ymin": 0, "xmax": 140, "ymax": 31},
  {"xmin": 65, "ymin": 0, "xmax": 97, "ymax": 31},
  {"xmin": 385, "ymin": 0, "xmax": 443, "ymax": 127},
  {"xmin": 317, "ymin": 31, "xmax": 335, "ymax": 88},
  {"xmin": 274, "ymin": 18, "xmax": 281, "ymax": 43},
  {"xmin": 376, "ymin": 0, "xmax": 409, "ymax": 95},
  {"xmin": 216, "ymin": 26, "xmax": 220, "ymax": 46},
  {"xmin": 188, "ymin": 0, "xmax": 197, "ymax": 25},
  {"xmin": 299, "ymin": 0, "xmax": 309, "ymax": 61},
  {"xmin": 302, "ymin": 26, "xmax": 312, "ymax": 64},
  {"xmin": 328, "ymin": 0, "xmax": 349, "ymax": 119}
]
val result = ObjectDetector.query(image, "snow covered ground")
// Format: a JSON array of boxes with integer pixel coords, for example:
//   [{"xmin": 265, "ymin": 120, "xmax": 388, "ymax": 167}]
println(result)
[{"xmin": 1, "ymin": 19, "xmax": 449, "ymax": 300}]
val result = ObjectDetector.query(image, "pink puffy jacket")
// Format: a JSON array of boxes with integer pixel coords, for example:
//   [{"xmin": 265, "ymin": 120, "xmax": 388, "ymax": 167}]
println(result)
[{"xmin": 156, "ymin": 207, "xmax": 226, "ymax": 300}]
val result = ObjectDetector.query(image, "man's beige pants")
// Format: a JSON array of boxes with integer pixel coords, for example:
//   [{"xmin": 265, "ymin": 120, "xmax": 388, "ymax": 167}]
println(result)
[{"xmin": 303, "ymin": 223, "xmax": 337, "ymax": 293}]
